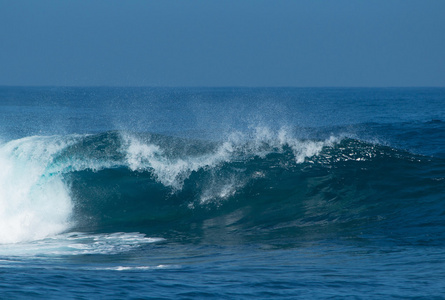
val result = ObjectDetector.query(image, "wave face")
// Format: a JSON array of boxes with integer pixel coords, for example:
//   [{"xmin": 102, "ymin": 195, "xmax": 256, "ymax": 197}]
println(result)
[{"xmin": 1, "ymin": 128, "xmax": 444, "ymax": 246}]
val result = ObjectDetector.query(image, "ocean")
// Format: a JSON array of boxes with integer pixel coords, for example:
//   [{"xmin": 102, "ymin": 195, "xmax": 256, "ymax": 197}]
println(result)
[{"xmin": 0, "ymin": 87, "xmax": 444, "ymax": 299}]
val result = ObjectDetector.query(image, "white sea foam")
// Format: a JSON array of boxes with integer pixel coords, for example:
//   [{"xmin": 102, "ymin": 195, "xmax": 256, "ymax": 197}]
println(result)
[
  {"xmin": 0, "ymin": 136, "xmax": 77, "ymax": 244},
  {"xmin": 0, "ymin": 134, "xmax": 132, "ymax": 244},
  {"xmin": 0, "ymin": 232, "xmax": 164, "ymax": 257},
  {"xmin": 97, "ymin": 264, "xmax": 178, "ymax": 271}
]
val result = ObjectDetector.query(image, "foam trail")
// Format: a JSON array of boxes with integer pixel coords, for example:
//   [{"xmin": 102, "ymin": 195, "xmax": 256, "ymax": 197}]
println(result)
[
  {"xmin": 0, "ymin": 232, "xmax": 164, "ymax": 257},
  {"xmin": 0, "ymin": 136, "xmax": 74, "ymax": 244}
]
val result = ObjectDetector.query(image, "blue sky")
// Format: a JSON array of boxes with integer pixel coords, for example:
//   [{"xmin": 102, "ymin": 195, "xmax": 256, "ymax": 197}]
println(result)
[{"xmin": 1, "ymin": 0, "xmax": 444, "ymax": 87}]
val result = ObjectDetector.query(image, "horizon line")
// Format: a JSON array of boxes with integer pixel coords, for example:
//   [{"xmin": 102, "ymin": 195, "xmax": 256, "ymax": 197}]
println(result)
[{"xmin": 1, "ymin": 85, "xmax": 444, "ymax": 89}]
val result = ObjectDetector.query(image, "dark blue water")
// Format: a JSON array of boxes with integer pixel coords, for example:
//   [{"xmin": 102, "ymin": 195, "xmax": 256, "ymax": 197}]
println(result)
[{"xmin": 1, "ymin": 87, "xmax": 444, "ymax": 299}]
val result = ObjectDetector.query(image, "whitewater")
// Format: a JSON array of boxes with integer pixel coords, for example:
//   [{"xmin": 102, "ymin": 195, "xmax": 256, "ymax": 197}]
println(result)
[{"xmin": 0, "ymin": 87, "xmax": 444, "ymax": 299}]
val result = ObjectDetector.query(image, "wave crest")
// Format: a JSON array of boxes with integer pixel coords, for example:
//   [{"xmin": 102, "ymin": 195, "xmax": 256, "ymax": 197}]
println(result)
[{"xmin": 3, "ymin": 128, "xmax": 440, "ymax": 244}]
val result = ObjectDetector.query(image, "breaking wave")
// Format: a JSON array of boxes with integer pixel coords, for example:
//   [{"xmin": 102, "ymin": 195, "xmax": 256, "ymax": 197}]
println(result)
[{"xmin": 1, "ymin": 128, "xmax": 444, "ymax": 246}]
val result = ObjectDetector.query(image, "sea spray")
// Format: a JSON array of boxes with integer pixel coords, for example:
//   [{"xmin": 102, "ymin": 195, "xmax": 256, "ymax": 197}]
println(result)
[{"xmin": 121, "ymin": 128, "xmax": 337, "ymax": 190}]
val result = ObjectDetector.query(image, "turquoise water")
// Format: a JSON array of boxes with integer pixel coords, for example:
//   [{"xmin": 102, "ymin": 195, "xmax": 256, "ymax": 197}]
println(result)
[{"xmin": 0, "ymin": 87, "xmax": 444, "ymax": 299}]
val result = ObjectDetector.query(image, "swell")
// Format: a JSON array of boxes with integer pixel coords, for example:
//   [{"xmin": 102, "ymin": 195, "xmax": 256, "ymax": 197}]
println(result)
[{"xmin": 1, "ymin": 129, "xmax": 444, "ymax": 245}]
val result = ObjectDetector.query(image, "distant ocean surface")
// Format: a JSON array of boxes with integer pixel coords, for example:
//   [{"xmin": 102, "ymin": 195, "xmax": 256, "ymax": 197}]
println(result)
[{"xmin": 1, "ymin": 87, "xmax": 444, "ymax": 299}]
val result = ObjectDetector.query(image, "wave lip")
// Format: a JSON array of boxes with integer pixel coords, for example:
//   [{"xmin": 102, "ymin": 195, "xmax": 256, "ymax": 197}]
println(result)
[{"xmin": 121, "ymin": 128, "xmax": 337, "ymax": 190}]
